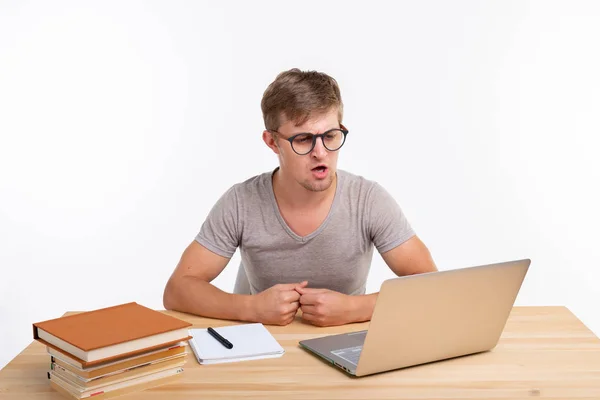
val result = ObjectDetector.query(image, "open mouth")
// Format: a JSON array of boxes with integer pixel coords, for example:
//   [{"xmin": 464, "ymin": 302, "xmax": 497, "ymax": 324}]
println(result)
[{"xmin": 312, "ymin": 166, "xmax": 328, "ymax": 173}]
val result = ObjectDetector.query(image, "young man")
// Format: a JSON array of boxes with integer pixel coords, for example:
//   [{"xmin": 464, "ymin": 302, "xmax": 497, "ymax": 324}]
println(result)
[{"xmin": 163, "ymin": 69, "xmax": 437, "ymax": 327}]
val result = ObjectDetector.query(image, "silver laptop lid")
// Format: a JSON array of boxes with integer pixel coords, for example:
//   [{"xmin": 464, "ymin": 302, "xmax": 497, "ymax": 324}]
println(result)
[{"xmin": 355, "ymin": 259, "xmax": 530, "ymax": 376}]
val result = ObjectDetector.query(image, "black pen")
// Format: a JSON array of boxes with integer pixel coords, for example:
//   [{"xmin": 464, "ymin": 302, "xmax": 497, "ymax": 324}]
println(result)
[{"xmin": 207, "ymin": 327, "xmax": 233, "ymax": 349}]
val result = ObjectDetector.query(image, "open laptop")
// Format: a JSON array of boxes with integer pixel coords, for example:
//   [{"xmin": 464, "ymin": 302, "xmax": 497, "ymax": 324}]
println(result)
[{"xmin": 299, "ymin": 258, "xmax": 530, "ymax": 377}]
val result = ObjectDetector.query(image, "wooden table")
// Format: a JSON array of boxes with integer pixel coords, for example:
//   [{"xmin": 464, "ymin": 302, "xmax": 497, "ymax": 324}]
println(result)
[{"xmin": 1, "ymin": 307, "xmax": 599, "ymax": 399}]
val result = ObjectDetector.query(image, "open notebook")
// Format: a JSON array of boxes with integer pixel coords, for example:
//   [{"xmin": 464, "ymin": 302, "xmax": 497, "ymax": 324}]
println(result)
[{"xmin": 188, "ymin": 323, "xmax": 284, "ymax": 365}]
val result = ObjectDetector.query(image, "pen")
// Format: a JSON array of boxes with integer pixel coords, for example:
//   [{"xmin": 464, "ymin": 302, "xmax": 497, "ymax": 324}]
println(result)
[{"xmin": 207, "ymin": 327, "xmax": 233, "ymax": 349}]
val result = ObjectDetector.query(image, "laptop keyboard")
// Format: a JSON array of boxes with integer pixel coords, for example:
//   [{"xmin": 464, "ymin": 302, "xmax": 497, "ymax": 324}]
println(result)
[{"xmin": 331, "ymin": 345, "xmax": 363, "ymax": 366}]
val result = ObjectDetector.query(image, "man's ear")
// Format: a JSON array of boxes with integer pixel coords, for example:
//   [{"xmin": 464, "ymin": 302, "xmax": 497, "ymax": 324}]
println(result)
[{"xmin": 262, "ymin": 130, "xmax": 280, "ymax": 154}]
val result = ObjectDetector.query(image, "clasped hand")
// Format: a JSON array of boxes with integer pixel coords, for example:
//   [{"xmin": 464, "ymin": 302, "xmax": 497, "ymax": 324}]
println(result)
[{"xmin": 253, "ymin": 281, "xmax": 357, "ymax": 327}]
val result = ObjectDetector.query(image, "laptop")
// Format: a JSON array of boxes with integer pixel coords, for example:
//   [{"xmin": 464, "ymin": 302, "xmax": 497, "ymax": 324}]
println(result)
[{"xmin": 299, "ymin": 258, "xmax": 530, "ymax": 377}]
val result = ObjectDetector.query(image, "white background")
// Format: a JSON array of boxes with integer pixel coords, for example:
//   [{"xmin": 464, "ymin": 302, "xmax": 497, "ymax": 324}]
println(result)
[{"xmin": 1, "ymin": 0, "xmax": 599, "ymax": 370}]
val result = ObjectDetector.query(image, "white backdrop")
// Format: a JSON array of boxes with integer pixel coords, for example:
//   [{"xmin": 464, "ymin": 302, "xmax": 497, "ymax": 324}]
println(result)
[{"xmin": 1, "ymin": 0, "xmax": 599, "ymax": 370}]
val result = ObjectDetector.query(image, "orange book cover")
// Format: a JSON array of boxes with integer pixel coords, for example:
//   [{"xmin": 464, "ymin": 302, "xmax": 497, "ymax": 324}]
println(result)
[{"xmin": 33, "ymin": 302, "xmax": 192, "ymax": 366}]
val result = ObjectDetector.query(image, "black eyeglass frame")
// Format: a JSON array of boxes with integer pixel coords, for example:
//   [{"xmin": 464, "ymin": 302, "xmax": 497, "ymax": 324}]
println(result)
[{"xmin": 268, "ymin": 125, "xmax": 349, "ymax": 155}]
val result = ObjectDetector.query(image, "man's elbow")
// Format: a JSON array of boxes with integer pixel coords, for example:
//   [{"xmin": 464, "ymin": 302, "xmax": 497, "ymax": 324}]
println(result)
[
  {"xmin": 162, "ymin": 279, "xmax": 177, "ymax": 310},
  {"xmin": 404, "ymin": 260, "xmax": 437, "ymax": 276},
  {"xmin": 415, "ymin": 258, "xmax": 437, "ymax": 275}
]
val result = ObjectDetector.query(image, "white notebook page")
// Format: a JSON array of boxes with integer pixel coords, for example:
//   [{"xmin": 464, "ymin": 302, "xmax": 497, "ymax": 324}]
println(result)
[{"xmin": 189, "ymin": 323, "xmax": 284, "ymax": 364}]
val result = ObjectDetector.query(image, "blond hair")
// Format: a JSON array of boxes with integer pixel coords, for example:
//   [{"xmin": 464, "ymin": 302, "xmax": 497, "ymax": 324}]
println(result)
[{"xmin": 261, "ymin": 68, "xmax": 344, "ymax": 131}]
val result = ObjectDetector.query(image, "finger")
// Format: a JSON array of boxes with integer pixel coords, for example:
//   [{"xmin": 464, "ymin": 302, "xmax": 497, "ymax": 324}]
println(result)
[
  {"xmin": 297, "ymin": 280, "xmax": 308, "ymax": 289},
  {"xmin": 301, "ymin": 312, "xmax": 321, "ymax": 325},
  {"xmin": 301, "ymin": 311, "xmax": 315, "ymax": 321},
  {"xmin": 282, "ymin": 290, "xmax": 301, "ymax": 303},
  {"xmin": 276, "ymin": 283, "xmax": 300, "ymax": 291},
  {"xmin": 299, "ymin": 292, "xmax": 321, "ymax": 305},
  {"xmin": 281, "ymin": 310, "xmax": 298, "ymax": 324},
  {"xmin": 297, "ymin": 287, "xmax": 328, "ymax": 295},
  {"xmin": 299, "ymin": 293, "xmax": 312, "ymax": 305},
  {"xmin": 283, "ymin": 314, "xmax": 296, "ymax": 325},
  {"xmin": 300, "ymin": 304, "xmax": 317, "ymax": 314},
  {"xmin": 278, "ymin": 281, "xmax": 308, "ymax": 292},
  {"xmin": 286, "ymin": 301, "xmax": 300, "ymax": 313},
  {"xmin": 293, "ymin": 281, "xmax": 308, "ymax": 294}
]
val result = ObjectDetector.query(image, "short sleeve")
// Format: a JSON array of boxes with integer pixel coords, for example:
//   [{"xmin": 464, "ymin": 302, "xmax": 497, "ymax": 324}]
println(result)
[
  {"xmin": 366, "ymin": 183, "xmax": 416, "ymax": 254},
  {"xmin": 195, "ymin": 185, "xmax": 240, "ymax": 258}
]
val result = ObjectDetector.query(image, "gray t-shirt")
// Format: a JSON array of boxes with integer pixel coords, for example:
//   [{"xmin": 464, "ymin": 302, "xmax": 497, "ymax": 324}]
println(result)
[{"xmin": 195, "ymin": 168, "xmax": 415, "ymax": 296}]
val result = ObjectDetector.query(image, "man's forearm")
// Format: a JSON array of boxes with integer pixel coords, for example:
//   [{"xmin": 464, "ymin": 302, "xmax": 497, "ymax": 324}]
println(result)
[
  {"xmin": 351, "ymin": 293, "xmax": 378, "ymax": 323},
  {"xmin": 163, "ymin": 276, "xmax": 256, "ymax": 321}
]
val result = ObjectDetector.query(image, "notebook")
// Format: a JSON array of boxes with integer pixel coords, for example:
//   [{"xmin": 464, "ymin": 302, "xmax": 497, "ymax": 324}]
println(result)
[{"xmin": 188, "ymin": 323, "xmax": 284, "ymax": 365}]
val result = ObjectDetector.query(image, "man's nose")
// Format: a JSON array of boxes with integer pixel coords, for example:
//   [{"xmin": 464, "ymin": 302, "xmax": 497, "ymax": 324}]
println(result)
[{"xmin": 311, "ymin": 136, "xmax": 327, "ymax": 158}]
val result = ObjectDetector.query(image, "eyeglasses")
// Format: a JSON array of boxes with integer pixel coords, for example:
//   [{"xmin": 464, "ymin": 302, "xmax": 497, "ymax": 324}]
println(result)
[{"xmin": 269, "ymin": 126, "xmax": 349, "ymax": 155}]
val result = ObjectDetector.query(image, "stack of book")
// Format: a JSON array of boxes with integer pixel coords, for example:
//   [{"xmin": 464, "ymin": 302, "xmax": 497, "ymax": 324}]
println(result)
[{"xmin": 33, "ymin": 302, "xmax": 192, "ymax": 399}]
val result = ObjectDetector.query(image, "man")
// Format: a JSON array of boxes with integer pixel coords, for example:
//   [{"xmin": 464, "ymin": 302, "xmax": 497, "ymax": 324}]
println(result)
[{"xmin": 163, "ymin": 68, "xmax": 437, "ymax": 327}]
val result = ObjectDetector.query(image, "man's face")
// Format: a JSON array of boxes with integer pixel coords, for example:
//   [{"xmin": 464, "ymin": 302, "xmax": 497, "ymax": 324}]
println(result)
[{"xmin": 266, "ymin": 108, "xmax": 342, "ymax": 193}]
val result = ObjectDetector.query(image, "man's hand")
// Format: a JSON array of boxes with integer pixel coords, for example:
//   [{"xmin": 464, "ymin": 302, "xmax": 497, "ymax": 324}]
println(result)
[
  {"xmin": 252, "ymin": 281, "xmax": 307, "ymax": 326},
  {"xmin": 297, "ymin": 287, "xmax": 365, "ymax": 327}
]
